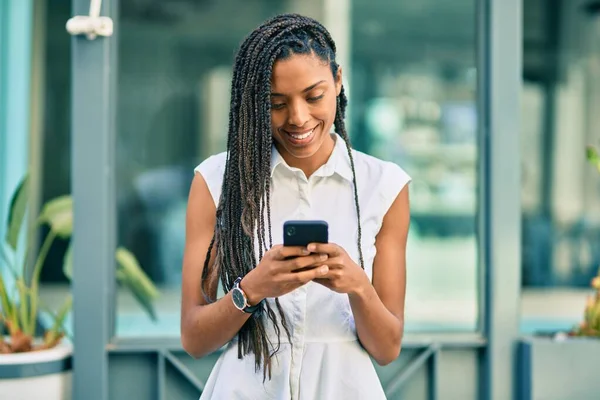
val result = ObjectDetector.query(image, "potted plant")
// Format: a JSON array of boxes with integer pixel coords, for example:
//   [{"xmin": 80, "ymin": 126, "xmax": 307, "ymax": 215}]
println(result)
[
  {"xmin": 567, "ymin": 145, "xmax": 600, "ymax": 338},
  {"xmin": 517, "ymin": 146, "xmax": 600, "ymax": 400},
  {"xmin": 569, "ymin": 272, "xmax": 600, "ymax": 336},
  {"xmin": 0, "ymin": 175, "xmax": 159, "ymax": 400}
]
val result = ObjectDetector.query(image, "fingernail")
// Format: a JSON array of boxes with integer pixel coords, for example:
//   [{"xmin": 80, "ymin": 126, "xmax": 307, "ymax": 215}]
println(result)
[
  {"xmin": 301, "ymin": 248, "xmax": 310, "ymax": 255},
  {"xmin": 320, "ymin": 254, "xmax": 328, "ymax": 261},
  {"xmin": 320, "ymin": 266, "xmax": 329, "ymax": 274},
  {"xmin": 307, "ymin": 244, "xmax": 316, "ymax": 251}
]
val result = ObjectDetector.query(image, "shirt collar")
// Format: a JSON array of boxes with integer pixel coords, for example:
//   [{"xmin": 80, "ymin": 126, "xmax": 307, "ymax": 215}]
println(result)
[{"xmin": 270, "ymin": 134, "xmax": 354, "ymax": 182}]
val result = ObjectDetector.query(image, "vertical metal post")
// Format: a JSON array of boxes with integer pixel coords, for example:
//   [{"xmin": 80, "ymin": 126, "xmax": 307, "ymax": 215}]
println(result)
[
  {"xmin": 478, "ymin": 0, "xmax": 522, "ymax": 398},
  {"xmin": 427, "ymin": 349, "xmax": 439, "ymax": 400},
  {"xmin": 324, "ymin": 0, "xmax": 352, "ymax": 125},
  {"xmin": 71, "ymin": 0, "xmax": 116, "ymax": 399},
  {"xmin": 540, "ymin": 0, "xmax": 561, "ymax": 221},
  {"xmin": 158, "ymin": 352, "xmax": 166, "ymax": 400}
]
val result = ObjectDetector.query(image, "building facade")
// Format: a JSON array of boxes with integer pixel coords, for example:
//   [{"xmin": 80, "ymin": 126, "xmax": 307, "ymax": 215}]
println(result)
[{"xmin": 2, "ymin": 0, "xmax": 600, "ymax": 399}]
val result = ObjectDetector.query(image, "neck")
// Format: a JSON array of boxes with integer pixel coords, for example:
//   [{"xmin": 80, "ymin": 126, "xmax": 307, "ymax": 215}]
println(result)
[{"xmin": 278, "ymin": 134, "xmax": 336, "ymax": 178}]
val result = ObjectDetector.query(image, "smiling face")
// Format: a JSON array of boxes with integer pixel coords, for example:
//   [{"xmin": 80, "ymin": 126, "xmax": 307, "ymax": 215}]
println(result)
[{"xmin": 270, "ymin": 53, "xmax": 342, "ymax": 165}]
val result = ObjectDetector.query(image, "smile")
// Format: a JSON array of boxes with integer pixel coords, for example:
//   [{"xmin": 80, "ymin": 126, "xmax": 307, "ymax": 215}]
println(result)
[
  {"xmin": 288, "ymin": 128, "xmax": 314, "ymax": 140},
  {"xmin": 283, "ymin": 126, "xmax": 318, "ymax": 145}
]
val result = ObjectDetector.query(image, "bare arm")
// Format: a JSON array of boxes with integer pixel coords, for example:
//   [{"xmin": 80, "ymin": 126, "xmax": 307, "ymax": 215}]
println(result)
[
  {"xmin": 310, "ymin": 185, "xmax": 409, "ymax": 365},
  {"xmin": 180, "ymin": 173, "xmax": 330, "ymax": 358},
  {"xmin": 349, "ymin": 185, "xmax": 409, "ymax": 365},
  {"xmin": 180, "ymin": 173, "xmax": 252, "ymax": 358}
]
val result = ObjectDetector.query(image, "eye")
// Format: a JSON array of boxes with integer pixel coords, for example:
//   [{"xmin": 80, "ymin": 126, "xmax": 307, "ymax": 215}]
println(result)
[
  {"xmin": 307, "ymin": 94, "xmax": 324, "ymax": 103},
  {"xmin": 271, "ymin": 103, "xmax": 285, "ymax": 110}
]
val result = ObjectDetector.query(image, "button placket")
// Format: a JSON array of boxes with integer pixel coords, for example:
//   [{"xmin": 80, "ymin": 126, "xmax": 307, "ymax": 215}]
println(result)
[
  {"xmin": 289, "ymin": 284, "xmax": 307, "ymax": 400},
  {"xmin": 300, "ymin": 181, "xmax": 310, "ymax": 208},
  {"xmin": 295, "ymin": 176, "xmax": 311, "ymax": 216},
  {"xmin": 289, "ymin": 175, "xmax": 310, "ymax": 400}
]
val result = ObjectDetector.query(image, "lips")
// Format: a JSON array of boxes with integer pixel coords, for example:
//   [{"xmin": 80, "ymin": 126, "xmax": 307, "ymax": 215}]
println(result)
[
  {"xmin": 287, "ymin": 128, "xmax": 314, "ymax": 140},
  {"xmin": 282, "ymin": 125, "xmax": 318, "ymax": 146}
]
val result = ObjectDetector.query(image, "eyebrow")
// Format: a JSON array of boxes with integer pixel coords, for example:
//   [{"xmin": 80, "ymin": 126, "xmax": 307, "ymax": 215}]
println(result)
[{"xmin": 270, "ymin": 80, "xmax": 326, "ymax": 97}]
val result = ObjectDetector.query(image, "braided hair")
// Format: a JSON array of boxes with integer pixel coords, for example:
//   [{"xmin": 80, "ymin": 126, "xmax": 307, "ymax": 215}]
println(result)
[{"xmin": 201, "ymin": 13, "xmax": 364, "ymax": 380}]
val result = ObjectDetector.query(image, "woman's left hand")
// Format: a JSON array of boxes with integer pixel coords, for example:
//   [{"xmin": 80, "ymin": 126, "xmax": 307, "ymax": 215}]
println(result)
[{"xmin": 306, "ymin": 242, "xmax": 370, "ymax": 295}]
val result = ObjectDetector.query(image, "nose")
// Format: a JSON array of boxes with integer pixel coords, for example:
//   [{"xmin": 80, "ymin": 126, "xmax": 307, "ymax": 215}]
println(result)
[{"xmin": 287, "ymin": 100, "xmax": 310, "ymax": 127}]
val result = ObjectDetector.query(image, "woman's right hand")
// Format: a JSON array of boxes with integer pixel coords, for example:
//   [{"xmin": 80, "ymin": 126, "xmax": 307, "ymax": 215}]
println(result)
[{"xmin": 240, "ymin": 245, "xmax": 329, "ymax": 304}]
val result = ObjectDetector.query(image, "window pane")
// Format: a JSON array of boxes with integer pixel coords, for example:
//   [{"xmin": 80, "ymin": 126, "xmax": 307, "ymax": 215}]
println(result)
[
  {"xmin": 115, "ymin": 0, "xmax": 479, "ymax": 337},
  {"xmin": 38, "ymin": 0, "xmax": 74, "ymax": 337},
  {"xmin": 350, "ymin": 0, "xmax": 478, "ymax": 332},
  {"xmin": 115, "ymin": 1, "xmax": 317, "ymax": 337},
  {"xmin": 520, "ymin": 0, "xmax": 600, "ymax": 334}
]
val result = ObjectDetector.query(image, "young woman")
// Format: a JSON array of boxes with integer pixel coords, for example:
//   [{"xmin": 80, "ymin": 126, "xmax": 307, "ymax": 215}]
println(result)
[{"xmin": 180, "ymin": 13, "xmax": 411, "ymax": 399}]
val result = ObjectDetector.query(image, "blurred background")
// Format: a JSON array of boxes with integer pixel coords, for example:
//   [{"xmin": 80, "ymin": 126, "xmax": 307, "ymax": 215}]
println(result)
[
  {"xmin": 2, "ymin": 0, "xmax": 600, "ymax": 398},
  {"xmin": 26, "ymin": 0, "xmax": 599, "ymax": 337},
  {"xmin": 36, "ymin": 0, "xmax": 479, "ymax": 336}
]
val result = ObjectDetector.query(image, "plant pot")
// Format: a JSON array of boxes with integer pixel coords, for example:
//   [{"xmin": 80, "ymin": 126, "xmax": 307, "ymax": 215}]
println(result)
[
  {"xmin": 0, "ymin": 340, "xmax": 72, "ymax": 400},
  {"xmin": 518, "ymin": 336, "xmax": 600, "ymax": 400}
]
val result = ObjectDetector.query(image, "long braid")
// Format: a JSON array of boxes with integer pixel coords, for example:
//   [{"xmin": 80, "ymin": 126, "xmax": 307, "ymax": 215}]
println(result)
[
  {"xmin": 334, "ymin": 85, "xmax": 364, "ymax": 269},
  {"xmin": 201, "ymin": 13, "xmax": 364, "ymax": 380}
]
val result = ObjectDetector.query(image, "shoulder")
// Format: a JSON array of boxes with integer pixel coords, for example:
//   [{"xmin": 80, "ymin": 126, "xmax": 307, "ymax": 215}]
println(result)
[
  {"xmin": 349, "ymin": 149, "xmax": 411, "ymax": 230},
  {"xmin": 193, "ymin": 151, "xmax": 228, "ymax": 206},
  {"xmin": 194, "ymin": 151, "xmax": 228, "ymax": 177},
  {"xmin": 350, "ymin": 149, "xmax": 411, "ymax": 190}
]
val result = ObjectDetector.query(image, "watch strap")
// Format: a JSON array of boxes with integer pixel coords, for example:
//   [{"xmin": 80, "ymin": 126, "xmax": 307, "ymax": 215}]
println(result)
[
  {"xmin": 233, "ymin": 277, "xmax": 263, "ymax": 314},
  {"xmin": 242, "ymin": 302, "xmax": 262, "ymax": 314}
]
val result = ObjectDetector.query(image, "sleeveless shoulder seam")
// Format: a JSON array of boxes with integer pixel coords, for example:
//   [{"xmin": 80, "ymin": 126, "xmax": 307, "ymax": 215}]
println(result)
[
  {"xmin": 194, "ymin": 152, "xmax": 228, "ymax": 207},
  {"xmin": 376, "ymin": 160, "xmax": 411, "ymax": 230}
]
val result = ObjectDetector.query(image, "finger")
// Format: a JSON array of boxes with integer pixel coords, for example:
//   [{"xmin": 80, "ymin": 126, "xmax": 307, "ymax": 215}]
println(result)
[
  {"xmin": 273, "ymin": 245, "xmax": 311, "ymax": 260},
  {"xmin": 292, "ymin": 265, "xmax": 329, "ymax": 284},
  {"xmin": 306, "ymin": 243, "xmax": 341, "ymax": 256},
  {"xmin": 286, "ymin": 253, "xmax": 328, "ymax": 272},
  {"xmin": 316, "ymin": 256, "xmax": 344, "ymax": 269}
]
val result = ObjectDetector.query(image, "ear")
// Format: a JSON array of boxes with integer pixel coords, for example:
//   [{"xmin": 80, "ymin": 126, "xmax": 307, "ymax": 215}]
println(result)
[{"xmin": 335, "ymin": 66, "xmax": 343, "ymax": 96}]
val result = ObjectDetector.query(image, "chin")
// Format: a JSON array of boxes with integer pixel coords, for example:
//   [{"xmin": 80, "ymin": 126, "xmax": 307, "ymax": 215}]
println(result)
[{"xmin": 284, "ymin": 142, "xmax": 322, "ymax": 159}]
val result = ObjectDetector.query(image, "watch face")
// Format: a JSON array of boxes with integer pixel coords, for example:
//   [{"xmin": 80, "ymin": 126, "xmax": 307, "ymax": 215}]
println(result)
[{"xmin": 232, "ymin": 288, "xmax": 246, "ymax": 310}]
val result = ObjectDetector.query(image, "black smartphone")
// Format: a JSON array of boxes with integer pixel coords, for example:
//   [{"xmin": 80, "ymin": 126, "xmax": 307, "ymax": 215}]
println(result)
[{"xmin": 283, "ymin": 220, "xmax": 329, "ymax": 247}]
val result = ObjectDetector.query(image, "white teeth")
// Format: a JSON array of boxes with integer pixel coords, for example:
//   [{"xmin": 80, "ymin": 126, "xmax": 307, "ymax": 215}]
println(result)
[{"xmin": 289, "ymin": 128, "xmax": 314, "ymax": 140}]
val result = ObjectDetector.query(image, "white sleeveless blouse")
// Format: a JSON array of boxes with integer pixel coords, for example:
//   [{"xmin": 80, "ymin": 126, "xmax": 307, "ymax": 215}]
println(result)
[{"xmin": 194, "ymin": 135, "xmax": 411, "ymax": 400}]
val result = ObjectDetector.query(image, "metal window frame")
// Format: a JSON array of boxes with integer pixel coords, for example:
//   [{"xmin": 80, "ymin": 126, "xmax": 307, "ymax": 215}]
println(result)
[
  {"xmin": 478, "ymin": 0, "xmax": 522, "ymax": 398},
  {"xmin": 70, "ymin": 0, "xmax": 522, "ymax": 398},
  {"xmin": 70, "ymin": 0, "xmax": 118, "ymax": 398}
]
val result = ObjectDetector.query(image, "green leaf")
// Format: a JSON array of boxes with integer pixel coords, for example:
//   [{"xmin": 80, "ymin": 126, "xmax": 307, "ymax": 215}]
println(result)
[
  {"xmin": 28, "ymin": 230, "xmax": 57, "ymax": 333},
  {"xmin": 63, "ymin": 243, "xmax": 73, "ymax": 280},
  {"xmin": 115, "ymin": 247, "xmax": 159, "ymax": 321},
  {"xmin": 586, "ymin": 145, "xmax": 600, "ymax": 173},
  {"xmin": 44, "ymin": 295, "xmax": 72, "ymax": 345},
  {"xmin": 0, "ymin": 272, "xmax": 20, "ymax": 333},
  {"xmin": 16, "ymin": 279, "xmax": 30, "ymax": 335},
  {"xmin": 0, "ymin": 273, "xmax": 15, "ymax": 327},
  {"xmin": 118, "ymin": 272, "xmax": 158, "ymax": 322},
  {"xmin": 64, "ymin": 244, "xmax": 159, "ymax": 321},
  {"xmin": 38, "ymin": 196, "xmax": 73, "ymax": 239},
  {"xmin": 0, "ymin": 243, "xmax": 19, "ymax": 281},
  {"xmin": 5, "ymin": 175, "xmax": 29, "ymax": 251},
  {"xmin": 116, "ymin": 248, "xmax": 159, "ymax": 298}
]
